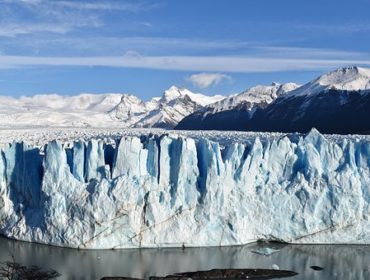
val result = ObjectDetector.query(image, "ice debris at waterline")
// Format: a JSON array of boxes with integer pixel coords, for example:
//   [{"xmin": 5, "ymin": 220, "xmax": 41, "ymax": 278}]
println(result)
[
  {"xmin": 1, "ymin": 129, "xmax": 370, "ymax": 249},
  {"xmin": 251, "ymin": 247, "xmax": 280, "ymax": 256}
]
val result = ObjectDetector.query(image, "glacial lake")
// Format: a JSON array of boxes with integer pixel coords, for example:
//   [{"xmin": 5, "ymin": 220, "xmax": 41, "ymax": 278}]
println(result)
[{"xmin": 0, "ymin": 237, "xmax": 369, "ymax": 280}]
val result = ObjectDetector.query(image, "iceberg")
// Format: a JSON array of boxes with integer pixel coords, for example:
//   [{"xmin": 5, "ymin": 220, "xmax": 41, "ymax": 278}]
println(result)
[{"xmin": 1, "ymin": 129, "xmax": 370, "ymax": 249}]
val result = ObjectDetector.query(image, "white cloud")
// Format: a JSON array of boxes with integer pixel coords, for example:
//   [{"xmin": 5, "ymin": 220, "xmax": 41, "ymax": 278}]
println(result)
[
  {"xmin": 292, "ymin": 23, "xmax": 370, "ymax": 33},
  {"xmin": 0, "ymin": 37, "xmax": 255, "ymax": 55},
  {"xmin": 0, "ymin": 0, "xmax": 155, "ymax": 38},
  {"xmin": 188, "ymin": 73, "xmax": 232, "ymax": 88},
  {"xmin": 50, "ymin": 1, "xmax": 158, "ymax": 12},
  {"xmin": 0, "ymin": 54, "xmax": 369, "ymax": 73},
  {"xmin": 0, "ymin": 0, "xmax": 157, "ymax": 12},
  {"xmin": 0, "ymin": 24, "xmax": 73, "ymax": 37},
  {"xmin": 252, "ymin": 46, "xmax": 366, "ymax": 59}
]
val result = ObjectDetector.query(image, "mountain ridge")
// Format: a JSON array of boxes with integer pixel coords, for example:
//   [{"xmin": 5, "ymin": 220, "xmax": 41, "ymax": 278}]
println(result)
[
  {"xmin": 0, "ymin": 86, "xmax": 224, "ymax": 128},
  {"xmin": 176, "ymin": 66, "xmax": 370, "ymax": 134},
  {"xmin": 2, "ymin": 66, "xmax": 370, "ymax": 133}
]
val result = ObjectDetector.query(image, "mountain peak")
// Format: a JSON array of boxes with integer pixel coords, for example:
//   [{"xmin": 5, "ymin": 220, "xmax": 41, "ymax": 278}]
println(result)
[
  {"xmin": 286, "ymin": 66, "xmax": 370, "ymax": 98},
  {"xmin": 206, "ymin": 82, "xmax": 300, "ymax": 114},
  {"xmin": 317, "ymin": 66, "xmax": 370, "ymax": 91},
  {"xmin": 168, "ymin": 85, "xmax": 181, "ymax": 91},
  {"xmin": 161, "ymin": 86, "xmax": 224, "ymax": 106},
  {"xmin": 162, "ymin": 85, "xmax": 184, "ymax": 102}
]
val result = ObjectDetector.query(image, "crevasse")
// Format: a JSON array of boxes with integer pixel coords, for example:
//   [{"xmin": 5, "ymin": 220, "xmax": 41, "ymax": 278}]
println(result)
[{"xmin": 1, "ymin": 129, "xmax": 370, "ymax": 249}]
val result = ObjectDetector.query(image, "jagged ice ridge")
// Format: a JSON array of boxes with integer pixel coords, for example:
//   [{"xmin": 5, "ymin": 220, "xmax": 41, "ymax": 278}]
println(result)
[{"xmin": 1, "ymin": 129, "xmax": 370, "ymax": 248}]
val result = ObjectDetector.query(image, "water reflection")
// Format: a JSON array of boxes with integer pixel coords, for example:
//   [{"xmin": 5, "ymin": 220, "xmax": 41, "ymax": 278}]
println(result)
[{"xmin": 0, "ymin": 238, "xmax": 369, "ymax": 280}]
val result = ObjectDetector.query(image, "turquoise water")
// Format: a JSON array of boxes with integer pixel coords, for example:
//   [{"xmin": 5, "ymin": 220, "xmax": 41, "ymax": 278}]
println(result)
[{"xmin": 0, "ymin": 237, "xmax": 369, "ymax": 279}]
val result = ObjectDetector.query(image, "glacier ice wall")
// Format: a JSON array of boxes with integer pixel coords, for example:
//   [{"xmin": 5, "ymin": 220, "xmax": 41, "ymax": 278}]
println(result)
[{"xmin": 1, "ymin": 129, "xmax": 370, "ymax": 249}]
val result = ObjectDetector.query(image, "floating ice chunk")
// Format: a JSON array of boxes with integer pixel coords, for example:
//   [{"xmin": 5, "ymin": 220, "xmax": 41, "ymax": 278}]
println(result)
[{"xmin": 251, "ymin": 248, "xmax": 280, "ymax": 256}]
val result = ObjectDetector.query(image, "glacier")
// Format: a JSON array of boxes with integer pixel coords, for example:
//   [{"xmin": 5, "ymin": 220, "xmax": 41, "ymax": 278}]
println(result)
[{"xmin": 1, "ymin": 129, "xmax": 370, "ymax": 249}]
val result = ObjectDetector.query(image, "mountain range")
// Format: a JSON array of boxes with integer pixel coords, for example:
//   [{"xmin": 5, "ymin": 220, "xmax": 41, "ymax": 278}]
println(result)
[
  {"xmin": 177, "ymin": 66, "xmax": 370, "ymax": 134},
  {"xmin": 0, "ymin": 86, "xmax": 223, "ymax": 128},
  {"xmin": 1, "ymin": 66, "xmax": 370, "ymax": 134}
]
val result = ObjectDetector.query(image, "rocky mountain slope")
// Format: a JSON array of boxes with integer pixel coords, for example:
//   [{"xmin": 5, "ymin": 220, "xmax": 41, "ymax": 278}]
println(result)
[
  {"xmin": 176, "ymin": 82, "xmax": 300, "ymax": 130},
  {"xmin": 177, "ymin": 66, "xmax": 370, "ymax": 134}
]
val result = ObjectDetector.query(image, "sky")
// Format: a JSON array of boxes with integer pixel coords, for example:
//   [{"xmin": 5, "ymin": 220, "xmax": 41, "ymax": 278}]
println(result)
[{"xmin": 1, "ymin": 0, "xmax": 370, "ymax": 99}]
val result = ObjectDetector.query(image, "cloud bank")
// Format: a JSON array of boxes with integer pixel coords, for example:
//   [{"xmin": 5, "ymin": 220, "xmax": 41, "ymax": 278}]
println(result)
[{"xmin": 0, "ymin": 54, "xmax": 369, "ymax": 73}]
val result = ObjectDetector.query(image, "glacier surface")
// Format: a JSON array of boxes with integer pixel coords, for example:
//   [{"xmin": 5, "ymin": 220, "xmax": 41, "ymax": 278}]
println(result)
[{"xmin": 1, "ymin": 129, "xmax": 370, "ymax": 249}]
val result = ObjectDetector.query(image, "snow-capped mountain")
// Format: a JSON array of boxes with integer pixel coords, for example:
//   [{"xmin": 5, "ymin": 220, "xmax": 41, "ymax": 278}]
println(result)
[
  {"xmin": 209, "ymin": 82, "xmax": 299, "ymax": 113},
  {"xmin": 109, "ymin": 86, "xmax": 224, "ymax": 128},
  {"xmin": 0, "ymin": 86, "xmax": 224, "ymax": 129},
  {"xmin": 285, "ymin": 66, "xmax": 370, "ymax": 98},
  {"xmin": 3, "ymin": 66, "xmax": 370, "ymax": 133},
  {"xmin": 177, "ymin": 66, "xmax": 370, "ymax": 134},
  {"xmin": 0, "ymin": 93, "xmax": 126, "ymax": 128},
  {"xmin": 253, "ymin": 66, "xmax": 370, "ymax": 134},
  {"xmin": 161, "ymin": 85, "xmax": 224, "ymax": 106},
  {"xmin": 176, "ymin": 82, "xmax": 300, "ymax": 130}
]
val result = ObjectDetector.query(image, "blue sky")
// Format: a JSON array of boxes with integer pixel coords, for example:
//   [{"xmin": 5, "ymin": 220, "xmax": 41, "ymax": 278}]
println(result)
[{"xmin": 1, "ymin": 0, "xmax": 370, "ymax": 99}]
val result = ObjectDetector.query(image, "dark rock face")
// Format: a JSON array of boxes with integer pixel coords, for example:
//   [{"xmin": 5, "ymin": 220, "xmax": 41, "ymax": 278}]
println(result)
[
  {"xmin": 176, "ymin": 90, "xmax": 370, "ymax": 134},
  {"xmin": 310, "ymin": 266, "xmax": 324, "ymax": 271},
  {"xmin": 102, "ymin": 268, "xmax": 298, "ymax": 280},
  {"xmin": 149, "ymin": 268, "xmax": 298, "ymax": 279},
  {"xmin": 249, "ymin": 90, "xmax": 370, "ymax": 134},
  {"xmin": 100, "ymin": 277, "xmax": 142, "ymax": 280},
  {"xmin": 176, "ymin": 106, "xmax": 253, "ymax": 131}
]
